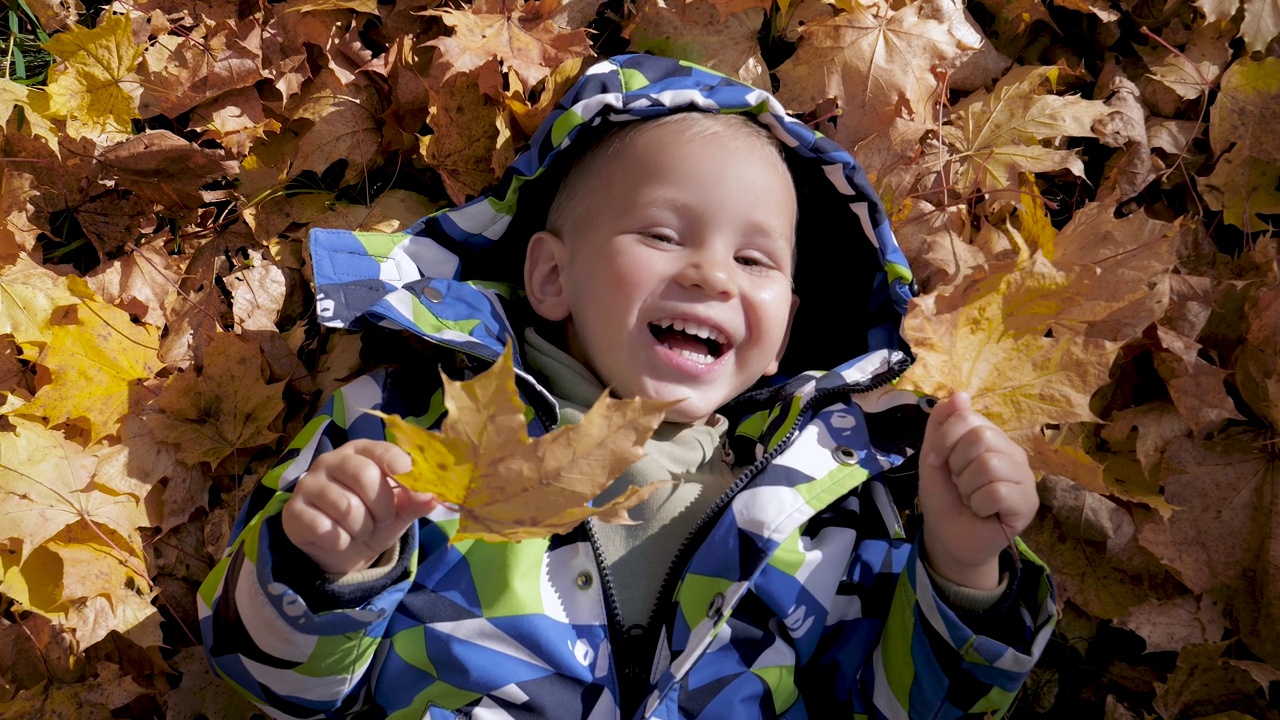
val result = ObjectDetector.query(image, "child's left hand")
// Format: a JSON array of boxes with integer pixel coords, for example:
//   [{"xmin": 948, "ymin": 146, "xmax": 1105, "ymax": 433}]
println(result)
[{"xmin": 917, "ymin": 392, "xmax": 1039, "ymax": 590}]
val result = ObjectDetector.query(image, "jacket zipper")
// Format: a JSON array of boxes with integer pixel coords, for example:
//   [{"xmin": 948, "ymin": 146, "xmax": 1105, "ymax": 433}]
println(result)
[{"xmin": 620, "ymin": 353, "xmax": 914, "ymax": 717}]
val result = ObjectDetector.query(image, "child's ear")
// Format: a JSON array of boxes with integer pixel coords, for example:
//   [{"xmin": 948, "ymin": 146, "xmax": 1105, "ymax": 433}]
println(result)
[
  {"xmin": 763, "ymin": 294, "xmax": 800, "ymax": 377},
  {"xmin": 524, "ymin": 230, "xmax": 571, "ymax": 321}
]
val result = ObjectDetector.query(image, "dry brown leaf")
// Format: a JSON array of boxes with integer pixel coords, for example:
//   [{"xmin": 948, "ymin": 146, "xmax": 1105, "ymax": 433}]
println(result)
[
  {"xmin": 1235, "ymin": 284, "xmax": 1280, "ymax": 430},
  {"xmin": 0, "ymin": 169, "xmax": 43, "ymax": 264},
  {"xmin": 164, "ymin": 645, "xmax": 259, "ymax": 720},
  {"xmin": 420, "ymin": 69, "xmax": 506, "ymax": 204},
  {"xmin": 380, "ymin": 345, "xmax": 671, "ymax": 542},
  {"xmin": 0, "ymin": 662, "xmax": 148, "ymax": 720},
  {"xmin": 1102, "ymin": 401, "xmax": 1191, "ymax": 476},
  {"xmin": 97, "ymin": 130, "xmax": 236, "ymax": 209},
  {"xmin": 776, "ymin": 0, "xmax": 971, "ymax": 148},
  {"xmin": 191, "ymin": 87, "xmax": 283, "ymax": 158},
  {"xmin": 137, "ymin": 19, "xmax": 266, "ymax": 118},
  {"xmin": 85, "ymin": 240, "xmax": 183, "ymax": 328},
  {"xmin": 1115, "ymin": 595, "xmax": 1226, "ymax": 653},
  {"xmin": 1153, "ymin": 642, "xmax": 1280, "ymax": 718},
  {"xmin": 1137, "ymin": 430, "xmax": 1279, "ymax": 664},
  {"xmin": 626, "ymin": 0, "xmax": 768, "ymax": 89},
  {"xmin": 146, "ymin": 331, "xmax": 285, "ymax": 468},
  {"xmin": 1154, "ymin": 348, "xmax": 1245, "ymax": 437},
  {"xmin": 0, "ymin": 613, "xmax": 84, "ymax": 688},
  {"xmin": 226, "ymin": 247, "xmax": 288, "ymax": 332},
  {"xmin": 286, "ymin": 69, "xmax": 384, "ymax": 187},
  {"xmin": 427, "ymin": 0, "xmax": 594, "ymax": 92},
  {"xmin": 1023, "ymin": 474, "xmax": 1182, "ymax": 619}
]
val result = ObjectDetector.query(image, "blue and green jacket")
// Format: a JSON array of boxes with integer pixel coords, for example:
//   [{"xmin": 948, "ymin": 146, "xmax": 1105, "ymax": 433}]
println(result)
[{"xmin": 199, "ymin": 54, "xmax": 1057, "ymax": 720}]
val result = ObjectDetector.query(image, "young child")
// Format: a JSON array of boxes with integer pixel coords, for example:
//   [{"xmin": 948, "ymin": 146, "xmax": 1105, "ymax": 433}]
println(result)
[{"xmin": 200, "ymin": 54, "xmax": 1056, "ymax": 720}]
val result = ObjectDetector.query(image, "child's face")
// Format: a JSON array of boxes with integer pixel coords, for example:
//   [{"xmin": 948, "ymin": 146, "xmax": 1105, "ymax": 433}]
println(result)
[{"xmin": 525, "ymin": 121, "xmax": 798, "ymax": 424}]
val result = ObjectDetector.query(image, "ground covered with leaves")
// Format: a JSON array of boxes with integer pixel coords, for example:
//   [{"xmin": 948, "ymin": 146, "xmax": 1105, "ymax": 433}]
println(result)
[{"xmin": 0, "ymin": 0, "xmax": 1275, "ymax": 715}]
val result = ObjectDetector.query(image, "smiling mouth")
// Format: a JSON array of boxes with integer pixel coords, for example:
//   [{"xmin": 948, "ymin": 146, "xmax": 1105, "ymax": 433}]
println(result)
[{"xmin": 649, "ymin": 319, "xmax": 730, "ymax": 364}]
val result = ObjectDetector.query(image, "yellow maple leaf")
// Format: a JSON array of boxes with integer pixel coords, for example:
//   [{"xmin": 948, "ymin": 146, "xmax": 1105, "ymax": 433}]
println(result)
[
  {"xmin": 0, "ymin": 418, "xmax": 149, "ymax": 599},
  {"xmin": 0, "ymin": 80, "xmax": 61, "ymax": 156},
  {"xmin": 897, "ymin": 259, "xmax": 1120, "ymax": 443},
  {"xmin": 0, "ymin": 255, "xmax": 79, "ymax": 350},
  {"xmin": 18, "ymin": 278, "xmax": 163, "ymax": 444},
  {"xmin": 43, "ymin": 14, "xmax": 144, "ymax": 140},
  {"xmin": 377, "ymin": 345, "xmax": 671, "ymax": 542},
  {"xmin": 940, "ymin": 65, "xmax": 1114, "ymax": 202}
]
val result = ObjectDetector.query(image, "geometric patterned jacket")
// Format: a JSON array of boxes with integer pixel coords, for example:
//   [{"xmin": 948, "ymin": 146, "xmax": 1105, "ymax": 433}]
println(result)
[{"xmin": 198, "ymin": 53, "xmax": 1058, "ymax": 720}]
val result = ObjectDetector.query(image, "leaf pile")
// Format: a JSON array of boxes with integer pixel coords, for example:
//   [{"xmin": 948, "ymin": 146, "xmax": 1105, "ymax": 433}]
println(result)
[
  {"xmin": 378, "ymin": 345, "xmax": 672, "ymax": 542},
  {"xmin": 0, "ymin": 0, "xmax": 1275, "ymax": 716}
]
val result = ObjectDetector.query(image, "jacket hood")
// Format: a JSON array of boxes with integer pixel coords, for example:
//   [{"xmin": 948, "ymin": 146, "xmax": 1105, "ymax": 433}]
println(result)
[{"xmin": 310, "ymin": 53, "xmax": 915, "ymax": 382}]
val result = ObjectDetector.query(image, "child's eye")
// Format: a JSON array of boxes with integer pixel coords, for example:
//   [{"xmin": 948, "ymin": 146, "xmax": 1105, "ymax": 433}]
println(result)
[
  {"xmin": 736, "ymin": 253, "xmax": 779, "ymax": 272},
  {"xmin": 640, "ymin": 230, "xmax": 678, "ymax": 245}
]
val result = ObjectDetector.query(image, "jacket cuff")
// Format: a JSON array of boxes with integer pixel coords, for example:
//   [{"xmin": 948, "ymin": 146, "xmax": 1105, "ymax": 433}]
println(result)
[
  {"xmin": 926, "ymin": 564, "xmax": 1009, "ymax": 612},
  {"xmin": 267, "ymin": 514, "xmax": 414, "ymax": 613}
]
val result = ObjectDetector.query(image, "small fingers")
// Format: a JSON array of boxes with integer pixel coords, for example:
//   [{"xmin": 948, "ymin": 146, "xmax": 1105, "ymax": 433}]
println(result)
[
  {"xmin": 923, "ymin": 394, "xmax": 995, "ymax": 467},
  {"xmin": 283, "ymin": 495, "xmax": 353, "ymax": 553},
  {"xmin": 298, "ymin": 473, "xmax": 383, "ymax": 540},
  {"xmin": 323, "ymin": 452, "xmax": 399, "ymax": 529}
]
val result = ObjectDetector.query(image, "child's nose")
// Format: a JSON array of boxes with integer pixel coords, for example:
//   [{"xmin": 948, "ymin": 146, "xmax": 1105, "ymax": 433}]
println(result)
[{"xmin": 679, "ymin": 251, "xmax": 735, "ymax": 296}]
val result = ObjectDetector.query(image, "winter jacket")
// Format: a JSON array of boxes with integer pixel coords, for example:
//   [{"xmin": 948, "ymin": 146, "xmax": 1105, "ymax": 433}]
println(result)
[{"xmin": 198, "ymin": 53, "xmax": 1058, "ymax": 720}]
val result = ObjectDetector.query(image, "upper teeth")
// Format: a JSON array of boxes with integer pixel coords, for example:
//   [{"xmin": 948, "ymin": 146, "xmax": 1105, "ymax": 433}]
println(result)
[{"xmin": 655, "ymin": 318, "xmax": 728, "ymax": 344}]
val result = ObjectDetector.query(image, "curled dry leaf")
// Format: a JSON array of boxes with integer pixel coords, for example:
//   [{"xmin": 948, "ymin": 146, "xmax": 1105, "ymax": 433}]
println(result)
[{"xmin": 377, "ymin": 345, "xmax": 672, "ymax": 542}]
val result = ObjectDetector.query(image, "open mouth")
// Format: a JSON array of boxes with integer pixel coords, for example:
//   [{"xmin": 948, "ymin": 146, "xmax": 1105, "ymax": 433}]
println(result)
[{"xmin": 649, "ymin": 318, "xmax": 730, "ymax": 364}]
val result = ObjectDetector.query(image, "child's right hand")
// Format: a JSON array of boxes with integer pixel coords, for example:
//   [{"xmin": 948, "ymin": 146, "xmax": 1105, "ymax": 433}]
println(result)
[{"xmin": 281, "ymin": 439, "xmax": 440, "ymax": 575}]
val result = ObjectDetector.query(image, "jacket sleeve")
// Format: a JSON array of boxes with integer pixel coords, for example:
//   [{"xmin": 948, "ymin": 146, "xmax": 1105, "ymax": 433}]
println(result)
[
  {"xmin": 805, "ymin": 476, "xmax": 1058, "ymax": 719},
  {"xmin": 196, "ymin": 372, "xmax": 438, "ymax": 720}
]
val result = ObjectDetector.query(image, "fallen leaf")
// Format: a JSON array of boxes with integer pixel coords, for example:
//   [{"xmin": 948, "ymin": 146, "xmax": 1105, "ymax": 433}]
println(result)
[
  {"xmin": 1102, "ymin": 401, "xmax": 1191, "ymax": 475},
  {"xmin": 0, "ymin": 256, "xmax": 79, "ymax": 349},
  {"xmin": 164, "ymin": 646, "xmax": 260, "ymax": 720},
  {"xmin": 1138, "ymin": 23, "xmax": 1231, "ymax": 101},
  {"xmin": 17, "ymin": 281, "xmax": 163, "ymax": 443},
  {"xmin": 0, "ymin": 662, "xmax": 148, "ymax": 720},
  {"xmin": 286, "ymin": 69, "xmax": 384, "ymax": 187},
  {"xmin": 85, "ymin": 240, "xmax": 183, "ymax": 328},
  {"xmin": 1153, "ymin": 643, "xmax": 1280, "ymax": 718},
  {"xmin": 225, "ymin": 247, "xmax": 288, "ymax": 332},
  {"xmin": 42, "ymin": 14, "xmax": 144, "ymax": 140},
  {"xmin": 1154, "ymin": 347, "xmax": 1244, "ymax": 437},
  {"xmin": 427, "ymin": 0, "xmax": 594, "ymax": 92},
  {"xmin": 146, "ymin": 332, "xmax": 285, "ymax": 468},
  {"xmin": 775, "ymin": 0, "xmax": 971, "ymax": 147},
  {"xmin": 420, "ymin": 70, "xmax": 506, "ymax": 204},
  {"xmin": 1234, "ymin": 284, "xmax": 1280, "ymax": 430},
  {"xmin": 626, "ymin": 0, "xmax": 768, "ymax": 89},
  {"xmin": 897, "ymin": 259, "xmax": 1120, "ymax": 446},
  {"xmin": 0, "ymin": 613, "xmax": 84, "ymax": 688},
  {"xmin": 379, "ymin": 345, "xmax": 671, "ymax": 542},
  {"xmin": 1137, "ymin": 430, "xmax": 1279, "ymax": 664},
  {"xmin": 1240, "ymin": 0, "xmax": 1280, "ymax": 52},
  {"xmin": 1115, "ymin": 595, "xmax": 1226, "ymax": 653},
  {"xmin": 97, "ymin": 130, "xmax": 235, "ymax": 209},
  {"xmin": 137, "ymin": 18, "xmax": 266, "ymax": 118},
  {"xmin": 940, "ymin": 65, "xmax": 1115, "ymax": 201},
  {"xmin": 1023, "ymin": 475, "xmax": 1181, "ymax": 619}
]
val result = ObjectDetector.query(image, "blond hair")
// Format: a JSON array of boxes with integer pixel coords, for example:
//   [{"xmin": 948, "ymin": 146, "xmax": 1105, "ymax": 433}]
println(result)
[{"xmin": 545, "ymin": 112, "xmax": 789, "ymax": 238}]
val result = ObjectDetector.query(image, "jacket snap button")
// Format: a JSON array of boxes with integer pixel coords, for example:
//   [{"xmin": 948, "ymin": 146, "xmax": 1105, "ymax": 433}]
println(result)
[
  {"xmin": 575, "ymin": 570, "xmax": 593, "ymax": 589},
  {"xmin": 422, "ymin": 286, "xmax": 444, "ymax": 302},
  {"xmin": 707, "ymin": 592, "xmax": 725, "ymax": 619},
  {"xmin": 833, "ymin": 446, "xmax": 858, "ymax": 465}
]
